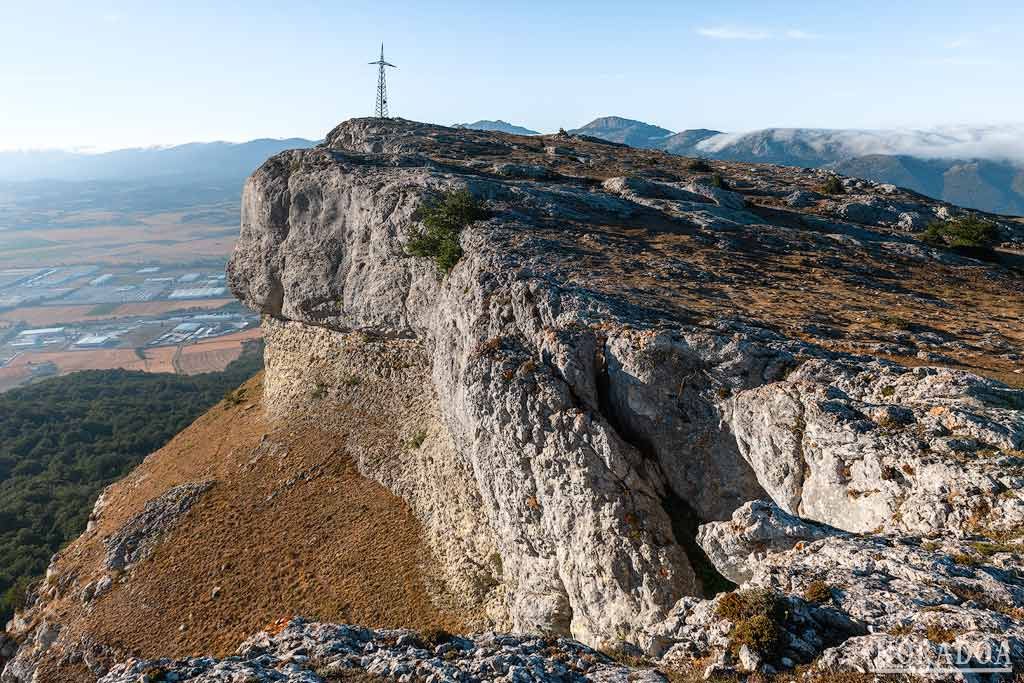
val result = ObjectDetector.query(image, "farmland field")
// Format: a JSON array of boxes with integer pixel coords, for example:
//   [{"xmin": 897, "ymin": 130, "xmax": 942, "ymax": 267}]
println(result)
[
  {"xmin": 0, "ymin": 179, "xmax": 263, "ymax": 389},
  {"xmin": 2, "ymin": 346, "xmax": 179, "ymax": 375},
  {"xmin": 1, "ymin": 328, "xmax": 263, "ymax": 383},
  {"xmin": 0, "ymin": 218, "xmax": 239, "ymax": 269},
  {"xmin": 0, "ymin": 299, "xmax": 236, "ymax": 327}
]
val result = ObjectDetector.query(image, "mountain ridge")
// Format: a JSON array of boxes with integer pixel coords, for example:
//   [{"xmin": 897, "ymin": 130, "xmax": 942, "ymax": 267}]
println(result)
[
  {"xmin": 0, "ymin": 138, "xmax": 318, "ymax": 182},
  {"xmin": 572, "ymin": 119, "xmax": 1024, "ymax": 215},
  {"xmin": 569, "ymin": 115, "xmax": 674, "ymax": 147}
]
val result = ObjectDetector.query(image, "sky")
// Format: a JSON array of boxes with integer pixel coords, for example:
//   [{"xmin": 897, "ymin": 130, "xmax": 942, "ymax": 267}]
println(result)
[{"xmin": 1, "ymin": 0, "xmax": 1023, "ymax": 151}]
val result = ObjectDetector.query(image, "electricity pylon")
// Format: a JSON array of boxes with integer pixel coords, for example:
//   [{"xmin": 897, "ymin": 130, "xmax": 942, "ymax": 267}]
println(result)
[{"xmin": 369, "ymin": 44, "xmax": 396, "ymax": 118}]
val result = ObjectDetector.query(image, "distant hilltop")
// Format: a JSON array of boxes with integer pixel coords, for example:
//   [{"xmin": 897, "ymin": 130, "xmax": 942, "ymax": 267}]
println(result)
[
  {"xmin": 569, "ymin": 116, "xmax": 674, "ymax": 147},
  {"xmin": 451, "ymin": 119, "xmax": 539, "ymax": 135}
]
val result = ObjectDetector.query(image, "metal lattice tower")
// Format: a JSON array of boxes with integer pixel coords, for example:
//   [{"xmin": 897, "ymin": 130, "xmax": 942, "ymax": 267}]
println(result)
[{"xmin": 369, "ymin": 43, "xmax": 396, "ymax": 118}]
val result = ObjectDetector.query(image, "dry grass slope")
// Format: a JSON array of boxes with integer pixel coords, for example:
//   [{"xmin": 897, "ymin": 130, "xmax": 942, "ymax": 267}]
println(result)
[{"xmin": 29, "ymin": 374, "xmax": 468, "ymax": 682}]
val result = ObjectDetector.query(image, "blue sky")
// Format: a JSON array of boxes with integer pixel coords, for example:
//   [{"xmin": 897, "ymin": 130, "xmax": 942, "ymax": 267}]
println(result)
[{"xmin": 1, "ymin": 0, "xmax": 1022, "ymax": 150}]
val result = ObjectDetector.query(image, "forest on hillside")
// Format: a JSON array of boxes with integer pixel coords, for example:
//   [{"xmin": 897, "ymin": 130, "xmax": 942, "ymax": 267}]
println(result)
[{"xmin": 0, "ymin": 342, "xmax": 263, "ymax": 622}]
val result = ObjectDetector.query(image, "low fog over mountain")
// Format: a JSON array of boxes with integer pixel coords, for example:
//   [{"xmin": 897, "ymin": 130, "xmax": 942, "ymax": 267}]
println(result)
[
  {"xmin": 693, "ymin": 125, "xmax": 1024, "ymax": 165},
  {"xmin": 573, "ymin": 117, "xmax": 1024, "ymax": 215}
]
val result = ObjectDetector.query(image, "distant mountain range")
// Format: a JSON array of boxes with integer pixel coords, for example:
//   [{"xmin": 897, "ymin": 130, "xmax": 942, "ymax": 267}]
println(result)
[
  {"xmin": 4, "ymin": 117, "xmax": 1023, "ymax": 215},
  {"xmin": 452, "ymin": 120, "xmax": 539, "ymax": 136},
  {"xmin": 0, "ymin": 138, "xmax": 317, "ymax": 183},
  {"xmin": 565, "ymin": 117, "xmax": 1024, "ymax": 216}
]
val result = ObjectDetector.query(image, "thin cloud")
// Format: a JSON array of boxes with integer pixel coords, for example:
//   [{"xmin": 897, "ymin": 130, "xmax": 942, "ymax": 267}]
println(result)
[
  {"xmin": 697, "ymin": 26, "xmax": 820, "ymax": 41},
  {"xmin": 697, "ymin": 26, "xmax": 771, "ymax": 40},
  {"xmin": 923, "ymin": 56, "xmax": 998, "ymax": 67}
]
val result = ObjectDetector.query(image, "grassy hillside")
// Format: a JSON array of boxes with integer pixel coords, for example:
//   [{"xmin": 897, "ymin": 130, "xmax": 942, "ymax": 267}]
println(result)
[{"xmin": 0, "ymin": 341, "xmax": 263, "ymax": 622}]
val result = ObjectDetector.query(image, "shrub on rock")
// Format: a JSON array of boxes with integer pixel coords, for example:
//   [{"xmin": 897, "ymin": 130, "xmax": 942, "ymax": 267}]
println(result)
[
  {"xmin": 818, "ymin": 175, "xmax": 845, "ymax": 195},
  {"xmin": 406, "ymin": 189, "xmax": 488, "ymax": 274},
  {"xmin": 921, "ymin": 215, "xmax": 998, "ymax": 250},
  {"xmin": 715, "ymin": 588, "xmax": 787, "ymax": 658}
]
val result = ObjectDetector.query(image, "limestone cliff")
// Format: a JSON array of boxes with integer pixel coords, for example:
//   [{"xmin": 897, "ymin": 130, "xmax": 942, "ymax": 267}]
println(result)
[{"xmin": 5, "ymin": 119, "xmax": 1024, "ymax": 682}]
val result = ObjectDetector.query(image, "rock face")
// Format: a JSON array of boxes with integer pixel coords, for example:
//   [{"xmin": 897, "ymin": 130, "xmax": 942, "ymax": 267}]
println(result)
[
  {"xmin": 103, "ymin": 481, "xmax": 213, "ymax": 571},
  {"xmin": 6, "ymin": 118, "xmax": 1023, "ymax": 681},
  {"xmin": 223, "ymin": 118, "xmax": 1023, "ymax": 669},
  {"xmin": 231, "ymin": 140, "xmax": 702, "ymax": 643},
  {"xmin": 726, "ymin": 360, "xmax": 1024, "ymax": 535}
]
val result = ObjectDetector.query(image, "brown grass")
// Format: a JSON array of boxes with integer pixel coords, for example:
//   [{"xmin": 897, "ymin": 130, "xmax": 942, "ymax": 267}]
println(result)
[
  {"xmin": 0, "ymin": 216, "xmax": 238, "ymax": 269},
  {"xmin": 31, "ymin": 375, "xmax": 470, "ymax": 681},
  {"xmin": 175, "ymin": 344, "xmax": 243, "ymax": 375}
]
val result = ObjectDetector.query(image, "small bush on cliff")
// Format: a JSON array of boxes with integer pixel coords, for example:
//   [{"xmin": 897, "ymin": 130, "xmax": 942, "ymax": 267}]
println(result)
[
  {"xmin": 921, "ymin": 216, "xmax": 998, "ymax": 251},
  {"xmin": 420, "ymin": 626, "xmax": 454, "ymax": 646},
  {"xmin": 687, "ymin": 157, "xmax": 712, "ymax": 173},
  {"xmin": 818, "ymin": 175, "xmax": 845, "ymax": 195},
  {"xmin": 406, "ymin": 189, "xmax": 488, "ymax": 275},
  {"xmin": 731, "ymin": 613, "xmax": 781, "ymax": 656},
  {"xmin": 715, "ymin": 588, "xmax": 783, "ymax": 623},
  {"xmin": 715, "ymin": 588, "xmax": 787, "ymax": 658},
  {"xmin": 409, "ymin": 429, "xmax": 428, "ymax": 449},
  {"xmin": 802, "ymin": 580, "xmax": 834, "ymax": 604},
  {"xmin": 709, "ymin": 173, "xmax": 729, "ymax": 190}
]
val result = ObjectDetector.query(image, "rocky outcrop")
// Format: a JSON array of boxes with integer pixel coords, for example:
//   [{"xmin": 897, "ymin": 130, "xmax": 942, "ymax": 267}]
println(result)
[
  {"xmin": 223, "ymin": 118, "xmax": 1023, "ymax": 660},
  {"xmin": 654, "ymin": 501, "xmax": 1024, "ymax": 679},
  {"xmin": 726, "ymin": 360, "xmax": 1024, "ymax": 535},
  {"xmin": 103, "ymin": 481, "xmax": 213, "ymax": 571},
  {"xmin": 7, "ymin": 118, "xmax": 1023, "ymax": 682},
  {"xmin": 99, "ymin": 619, "xmax": 666, "ymax": 683}
]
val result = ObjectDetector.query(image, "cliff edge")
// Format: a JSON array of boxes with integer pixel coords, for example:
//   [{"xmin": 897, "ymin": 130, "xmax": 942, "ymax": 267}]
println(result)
[{"xmin": 5, "ymin": 119, "xmax": 1023, "ymax": 682}]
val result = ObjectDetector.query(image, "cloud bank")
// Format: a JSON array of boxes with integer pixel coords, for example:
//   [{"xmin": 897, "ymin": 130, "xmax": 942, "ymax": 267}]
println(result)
[{"xmin": 695, "ymin": 125, "xmax": 1024, "ymax": 164}]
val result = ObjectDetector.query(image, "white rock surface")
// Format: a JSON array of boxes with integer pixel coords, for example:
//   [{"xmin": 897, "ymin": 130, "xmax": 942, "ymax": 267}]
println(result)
[{"xmin": 99, "ymin": 619, "xmax": 668, "ymax": 683}]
